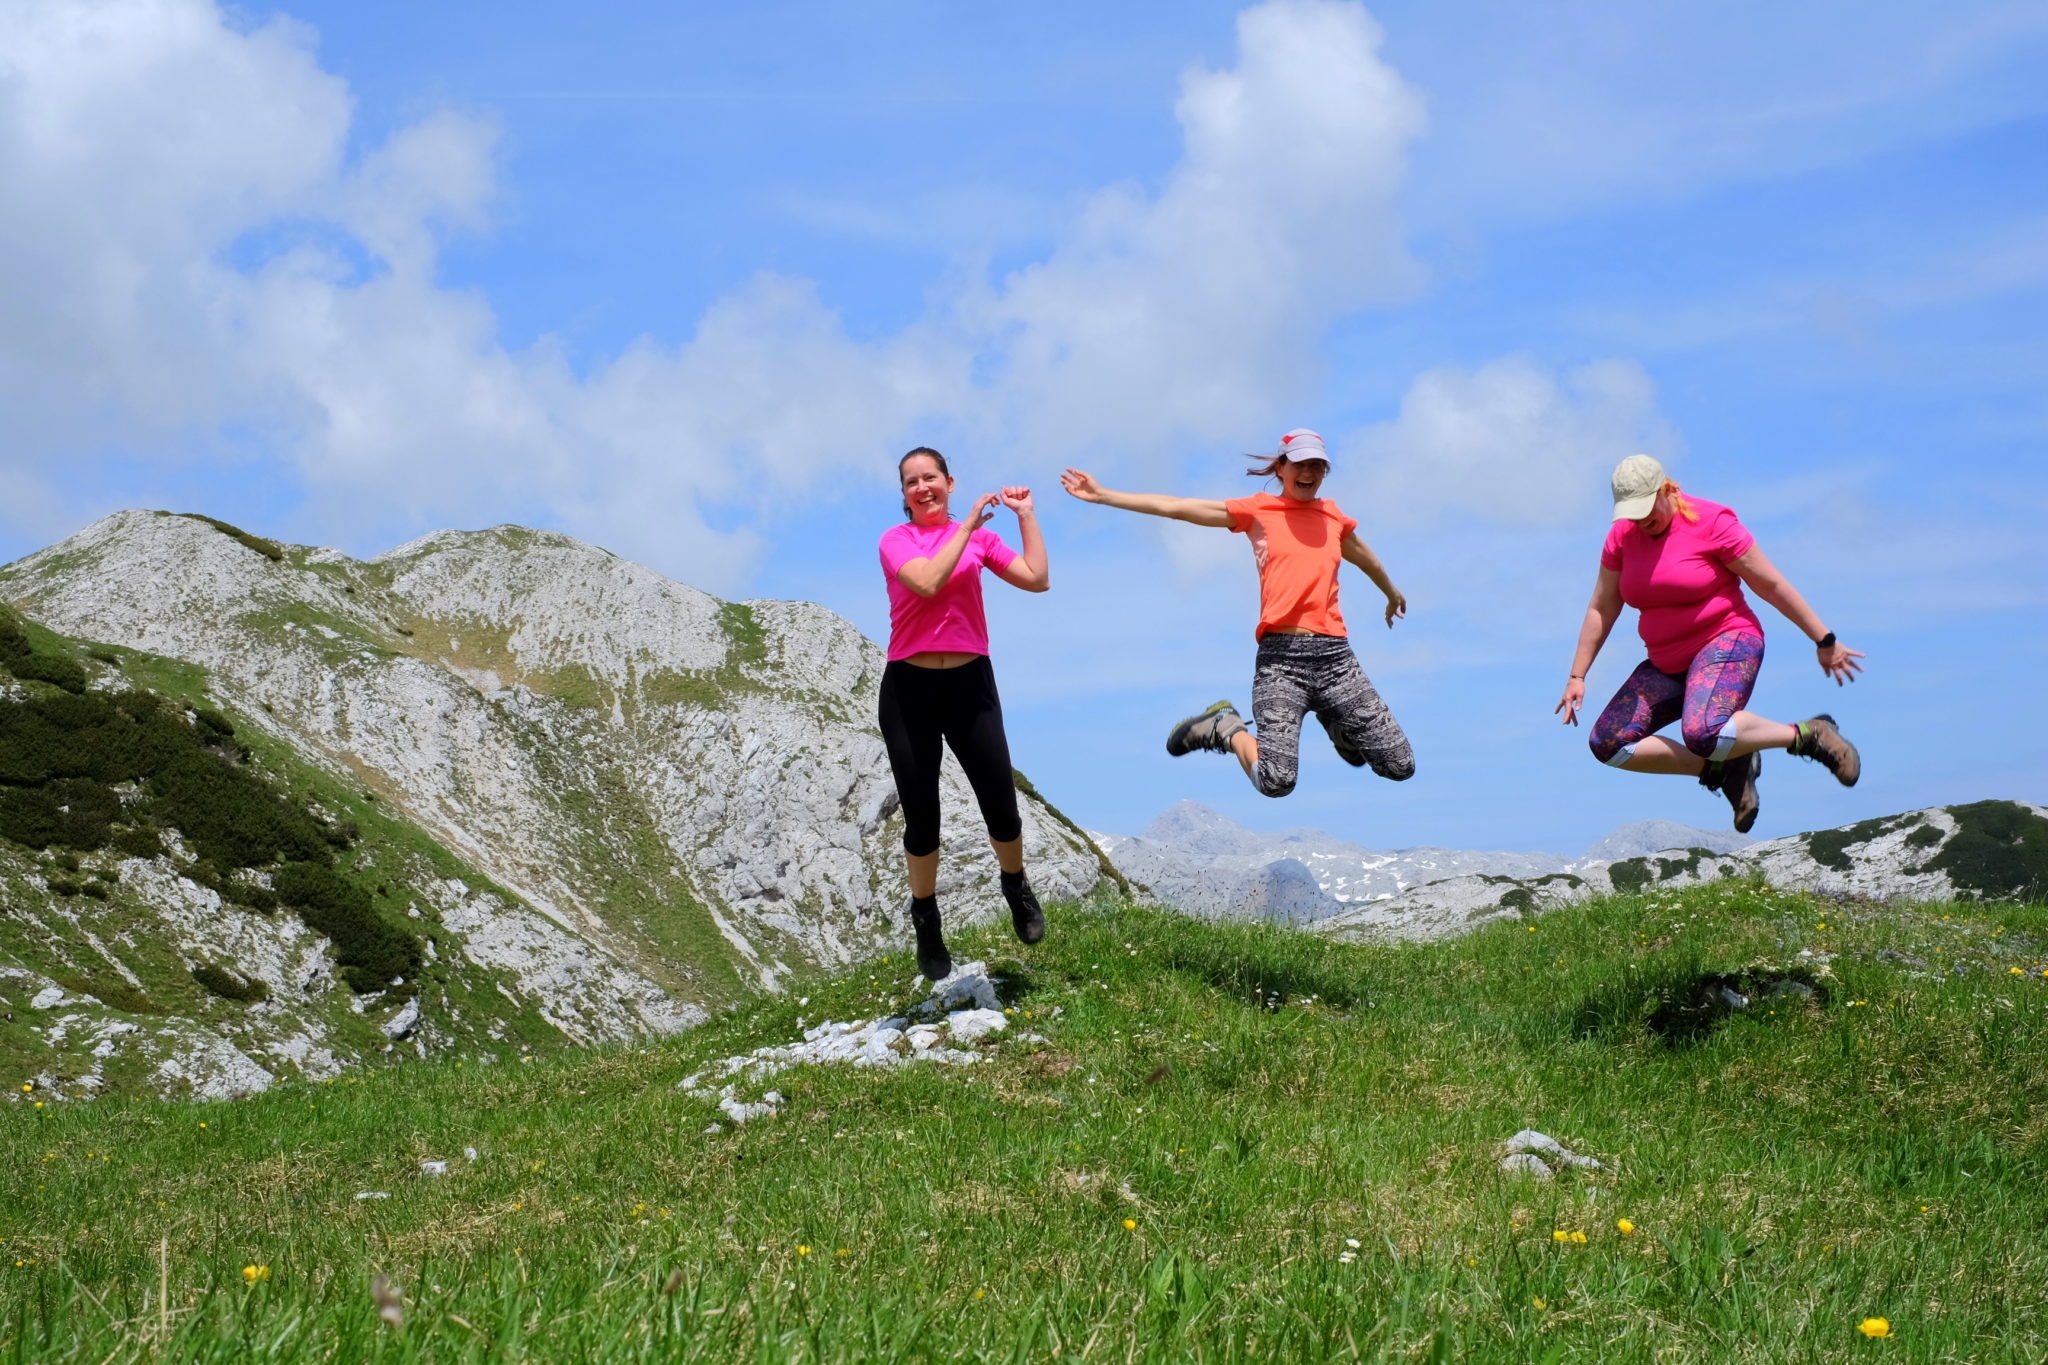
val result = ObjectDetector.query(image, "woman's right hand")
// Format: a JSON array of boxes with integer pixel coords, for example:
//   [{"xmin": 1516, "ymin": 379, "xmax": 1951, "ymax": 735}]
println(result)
[
  {"xmin": 966, "ymin": 492, "xmax": 1001, "ymax": 530},
  {"xmin": 1555, "ymin": 676, "xmax": 1585, "ymax": 726},
  {"xmin": 1060, "ymin": 468, "xmax": 1104, "ymax": 503}
]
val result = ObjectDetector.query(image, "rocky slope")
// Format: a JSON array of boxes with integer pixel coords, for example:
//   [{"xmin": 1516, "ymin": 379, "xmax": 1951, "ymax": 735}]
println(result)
[
  {"xmin": 0, "ymin": 512, "xmax": 1120, "ymax": 1099},
  {"xmin": 1312, "ymin": 800, "xmax": 2048, "ymax": 942}
]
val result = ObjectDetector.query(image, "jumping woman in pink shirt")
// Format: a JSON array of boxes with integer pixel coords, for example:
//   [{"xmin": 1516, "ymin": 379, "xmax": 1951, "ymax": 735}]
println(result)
[
  {"xmin": 878, "ymin": 447, "xmax": 1050, "ymax": 981},
  {"xmin": 1557, "ymin": 454, "xmax": 1865, "ymax": 832}
]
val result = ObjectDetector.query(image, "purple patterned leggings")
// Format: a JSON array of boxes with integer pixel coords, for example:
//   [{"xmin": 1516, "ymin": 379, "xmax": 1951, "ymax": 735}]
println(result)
[{"xmin": 1589, "ymin": 629, "xmax": 1764, "ymax": 766}]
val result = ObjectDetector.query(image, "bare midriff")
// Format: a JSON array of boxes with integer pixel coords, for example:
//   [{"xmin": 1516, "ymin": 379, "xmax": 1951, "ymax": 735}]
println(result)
[{"xmin": 900, "ymin": 651, "xmax": 983, "ymax": 669}]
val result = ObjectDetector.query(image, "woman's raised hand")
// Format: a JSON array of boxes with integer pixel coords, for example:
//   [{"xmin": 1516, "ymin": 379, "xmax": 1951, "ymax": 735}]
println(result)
[
  {"xmin": 1555, "ymin": 677, "xmax": 1586, "ymax": 726},
  {"xmin": 1060, "ymin": 468, "xmax": 1104, "ymax": 503},
  {"xmin": 999, "ymin": 485, "xmax": 1035, "ymax": 516},
  {"xmin": 1819, "ymin": 640, "xmax": 1866, "ymax": 686},
  {"xmin": 967, "ymin": 492, "xmax": 1001, "ymax": 530}
]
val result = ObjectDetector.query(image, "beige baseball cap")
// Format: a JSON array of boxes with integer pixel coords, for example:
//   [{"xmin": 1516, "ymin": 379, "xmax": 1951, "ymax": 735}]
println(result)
[{"xmin": 1611, "ymin": 454, "xmax": 1667, "ymax": 520}]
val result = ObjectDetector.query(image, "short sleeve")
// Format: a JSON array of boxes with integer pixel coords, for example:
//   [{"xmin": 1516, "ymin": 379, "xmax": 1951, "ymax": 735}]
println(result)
[
  {"xmin": 1599, "ymin": 521, "xmax": 1626, "ymax": 572},
  {"xmin": 878, "ymin": 526, "xmax": 917, "ymax": 577},
  {"xmin": 1703, "ymin": 506, "xmax": 1754, "ymax": 563},
  {"xmin": 1222, "ymin": 496, "xmax": 1257, "ymax": 534},
  {"xmin": 1325, "ymin": 501, "xmax": 1359, "ymax": 538},
  {"xmin": 973, "ymin": 527, "xmax": 1017, "ymax": 572}
]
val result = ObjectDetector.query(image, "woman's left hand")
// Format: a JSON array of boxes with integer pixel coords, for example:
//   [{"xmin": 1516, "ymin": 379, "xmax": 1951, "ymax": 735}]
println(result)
[
  {"xmin": 1819, "ymin": 640, "xmax": 1865, "ymax": 685},
  {"xmin": 1383, "ymin": 590, "xmax": 1407, "ymax": 628},
  {"xmin": 999, "ymin": 485, "xmax": 1035, "ymax": 516}
]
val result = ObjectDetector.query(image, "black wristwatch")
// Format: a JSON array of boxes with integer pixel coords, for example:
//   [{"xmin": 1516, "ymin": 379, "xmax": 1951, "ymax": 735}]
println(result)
[{"xmin": 1813, "ymin": 632, "xmax": 1837, "ymax": 650}]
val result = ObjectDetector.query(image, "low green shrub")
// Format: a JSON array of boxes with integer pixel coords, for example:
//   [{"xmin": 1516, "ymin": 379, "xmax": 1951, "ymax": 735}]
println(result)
[
  {"xmin": 190, "ymin": 963, "xmax": 270, "ymax": 1003},
  {"xmin": 273, "ymin": 861, "xmax": 422, "ymax": 994}
]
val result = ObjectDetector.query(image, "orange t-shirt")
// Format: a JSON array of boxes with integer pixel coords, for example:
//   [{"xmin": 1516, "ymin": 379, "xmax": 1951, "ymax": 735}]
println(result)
[{"xmin": 1223, "ymin": 494, "xmax": 1357, "ymax": 640}]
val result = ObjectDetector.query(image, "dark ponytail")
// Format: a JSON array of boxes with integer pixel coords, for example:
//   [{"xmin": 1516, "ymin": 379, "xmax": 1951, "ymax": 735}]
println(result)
[
  {"xmin": 899, "ymin": 446, "xmax": 949, "ymax": 521},
  {"xmin": 1245, "ymin": 454, "xmax": 1288, "ymax": 481}
]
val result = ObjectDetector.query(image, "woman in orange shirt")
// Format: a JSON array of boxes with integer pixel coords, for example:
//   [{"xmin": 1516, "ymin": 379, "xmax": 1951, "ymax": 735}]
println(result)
[{"xmin": 1061, "ymin": 430, "xmax": 1414, "ymax": 796}]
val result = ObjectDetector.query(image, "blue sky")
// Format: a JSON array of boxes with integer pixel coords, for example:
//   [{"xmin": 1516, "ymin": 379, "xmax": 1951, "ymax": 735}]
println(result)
[{"xmin": 1, "ymin": 0, "xmax": 2044, "ymax": 854}]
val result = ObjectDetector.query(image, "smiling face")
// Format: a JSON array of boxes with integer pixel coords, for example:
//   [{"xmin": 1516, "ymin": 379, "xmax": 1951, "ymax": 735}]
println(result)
[
  {"xmin": 900, "ymin": 453, "xmax": 954, "ymax": 525},
  {"xmin": 1278, "ymin": 457, "xmax": 1328, "ymax": 502}
]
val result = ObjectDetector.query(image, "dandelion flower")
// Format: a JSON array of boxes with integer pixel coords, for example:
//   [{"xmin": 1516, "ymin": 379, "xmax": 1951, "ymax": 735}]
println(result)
[
  {"xmin": 1465, "ymin": 1258, "xmax": 1478, "ymax": 1267},
  {"xmin": 1617, "ymin": 1219, "xmax": 1636, "ymax": 1235},
  {"xmin": 1122, "ymin": 1218, "xmax": 1137, "ymax": 1231},
  {"xmin": 975, "ymin": 1289, "xmax": 985, "ymax": 1299},
  {"xmin": 32, "ymin": 1102, "xmax": 42, "ymax": 1110},
  {"xmin": 18, "ymin": 1084, "xmax": 28, "ymax": 1093},
  {"xmin": 797, "ymin": 1245, "xmax": 811, "ymax": 1256},
  {"xmin": 1552, "ymin": 1230, "xmax": 1568, "ymax": 1242},
  {"xmin": 1569, "ymin": 1231, "xmax": 1588, "ymax": 1244},
  {"xmin": 1533, "ymin": 1297, "xmax": 1547, "ymax": 1309},
  {"xmin": 1858, "ymin": 1318, "xmax": 1892, "ymax": 1338},
  {"xmin": 2012, "ymin": 967, "xmax": 2024, "ymax": 976},
  {"xmin": 242, "ymin": 1265, "xmax": 269, "ymax": 1284}
]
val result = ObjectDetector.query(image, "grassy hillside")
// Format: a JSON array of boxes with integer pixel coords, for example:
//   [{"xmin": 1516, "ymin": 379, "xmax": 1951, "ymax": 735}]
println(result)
[
  {"xmin": 0, "ymin": 603, "xmax": 596, "ymax": 1095},
  {"xmin": 4, "ymin": 886, "xmax": 2045, "ymax": 1362}
]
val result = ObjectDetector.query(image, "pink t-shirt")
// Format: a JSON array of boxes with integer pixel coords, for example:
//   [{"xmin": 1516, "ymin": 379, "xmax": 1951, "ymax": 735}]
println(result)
[
  {"xmin": 878, "ymin": 521, "xmax": 1018, "ymax": 661},
  {"xmin": 1601, "ymin": 497, "xmax": 1764, "ymax": 673}
]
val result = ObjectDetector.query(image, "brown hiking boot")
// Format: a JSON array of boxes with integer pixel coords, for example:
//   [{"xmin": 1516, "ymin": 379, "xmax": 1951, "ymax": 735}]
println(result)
[
  {"xmin": 1722, "ymin": 752, "xmax": 1760, "ymax": 833},
  {"xmin": 1790, "ymin": 714, "xmax": 1860, "ymax": 787}
]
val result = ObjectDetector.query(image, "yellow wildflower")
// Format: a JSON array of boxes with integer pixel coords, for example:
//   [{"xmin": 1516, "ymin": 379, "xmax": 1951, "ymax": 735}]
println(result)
[
  {"xmin": 1569, "ymin": 1231, "xmax": 1588, "ymax": 1244},
  {"xmin": 974, "ymin": 1289, "xmax": 985, "ymax": 1299},
  {"xmin": 1617, "ymin": 1219, "xmax": 1636, "ymax": 1235},
  {"xmin": 1532, "ymin": 1297, "xmax": 1547, "ymax": 1309},
  {"xmin": 1122, "ymin": 1218, "xmax": 1137, "ymax": 1231},
  {"xmin": 1858, "ymin": 1318, "xmax": 1891, "ymax": 1338},
  {"xmin": 242, "ymin": 1265, "xmax": 269, "ymax": 1284},
  {"xmin": 797, "ymin": 1245, "xmax": 811, "ymax": 1256},
  {"xmin": 1552, "ymin": 1230, "xmax": 1567, "ymax": 1242}
]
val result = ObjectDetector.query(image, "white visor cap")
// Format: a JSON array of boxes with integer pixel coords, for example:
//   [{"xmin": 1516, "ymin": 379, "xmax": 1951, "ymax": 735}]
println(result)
[{"xmin": 1276, "ymin": 428, "xmax": 1330, "ymax": 465}]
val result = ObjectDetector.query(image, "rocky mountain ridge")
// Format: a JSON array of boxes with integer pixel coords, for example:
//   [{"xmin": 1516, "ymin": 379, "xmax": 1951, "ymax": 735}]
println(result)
[
  {"xmin": 1092, "ymin": 802, "xmax": 1752, "ymax": 924},
  {"xmin": 1093, "ymin": 798, "xmax": 2044, "ymax": 941}
]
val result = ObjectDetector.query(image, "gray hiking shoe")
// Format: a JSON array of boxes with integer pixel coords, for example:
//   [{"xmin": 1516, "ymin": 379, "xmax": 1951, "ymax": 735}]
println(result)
[
  {"xmin": 1319, "ymin": 713, "xmax": 1366, "ymax": 767},
  {"xmin": 1790, "ymin": 714, "xmax": 1859, "ymax": 787},
  {"xmin": 1166, "ymin": 701, "xmax": 1246, "ymax": 757}
]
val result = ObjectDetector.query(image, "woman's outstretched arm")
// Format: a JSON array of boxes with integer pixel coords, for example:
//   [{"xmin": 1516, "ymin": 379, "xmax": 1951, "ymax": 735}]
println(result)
[
  {"xmin": 1339, "ymin": 531, "xmax": 1407, "ymax": 627},
  {"xmin": 1060, "ymin": 468, "xmax": 1232, "ymax": 527},
  {"xmin": 1730, "ymin": 546, "xmax": 1864, "ymax": 684},
  {"xmin": 1556, "ymin": 566, "xmax": 1624, "ymax": 726},
  {"xmin": 993, "ymin": 486, "xmax": 1050, "ymax": 592}
]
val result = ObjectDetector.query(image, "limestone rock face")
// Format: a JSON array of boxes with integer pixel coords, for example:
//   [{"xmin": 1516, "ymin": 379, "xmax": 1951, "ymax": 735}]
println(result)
[{"xmin": 0, "ymin": 511, "xmax": 1119, "ymax": 1097}]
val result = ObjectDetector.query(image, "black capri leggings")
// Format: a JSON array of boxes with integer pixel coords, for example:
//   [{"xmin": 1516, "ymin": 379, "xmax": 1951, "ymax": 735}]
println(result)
[{"xmin": 877, "ymin": 656, "xmax": 1022, "ymax": 857}]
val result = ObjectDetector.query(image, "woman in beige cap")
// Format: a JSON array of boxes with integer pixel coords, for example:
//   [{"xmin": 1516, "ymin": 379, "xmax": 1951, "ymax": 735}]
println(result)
[{"xmin": 1555, "ymin": 454, "xmax": 1863, "ymax": 831}]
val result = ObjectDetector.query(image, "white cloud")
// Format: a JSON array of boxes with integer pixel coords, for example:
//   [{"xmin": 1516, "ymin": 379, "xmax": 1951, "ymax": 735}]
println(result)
[
  {"xmin": 1353, "ymin": 355, "xmax": 1682, "ymax": 525},
  {"xmin": 0, "ymin": 0, "xmax": 1451, "ymax": 588}
]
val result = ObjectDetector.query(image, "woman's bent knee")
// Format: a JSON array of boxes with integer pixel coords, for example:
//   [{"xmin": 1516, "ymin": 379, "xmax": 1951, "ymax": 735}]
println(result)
[{"xmin": 1376, "ymin": 752, "xmax": 1416, "ymax": 782}]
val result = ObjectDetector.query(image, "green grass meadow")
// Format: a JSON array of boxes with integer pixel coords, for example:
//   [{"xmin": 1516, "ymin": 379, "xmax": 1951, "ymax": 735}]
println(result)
[{"xmin": 4, "ymin": 885, "xmax": 2046, "ymax": 1362}]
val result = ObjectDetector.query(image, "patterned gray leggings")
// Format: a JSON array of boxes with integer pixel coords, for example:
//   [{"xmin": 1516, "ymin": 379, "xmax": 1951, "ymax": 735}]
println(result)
[{"xmin": 1250, "ymin": 633, "xmax": 1415, "ymax": 797}]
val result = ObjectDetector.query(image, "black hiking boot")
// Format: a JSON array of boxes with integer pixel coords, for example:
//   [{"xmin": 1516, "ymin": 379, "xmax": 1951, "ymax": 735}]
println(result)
[
  {"xmin": 1789, "ymin": 714, "xmax": 1860, "ymax": 787},
  {"xmin": 909, "ymin": 896, "xmax": 952, "ymax": 981},
  {"xmin": 1166, "ymin": 700, "xmax": 1247, "ymax": 757},
  {"xmin": 1002, "ymin": 869, "xmax": 1045, "ymax": 945}
]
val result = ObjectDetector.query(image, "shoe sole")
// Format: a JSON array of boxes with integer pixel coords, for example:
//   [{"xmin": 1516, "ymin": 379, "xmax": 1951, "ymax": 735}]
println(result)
[
  {"xmin": 1806, "ymin": 714, "xmax": 1861, "ymax": 788},
  {"xmin": 1166, "ymin": 700, "xmax": 1240, "ymax": 757},
  {"xmin": 1730, "ymin": 754, "xmax": 1760, "ymax": 834}
]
